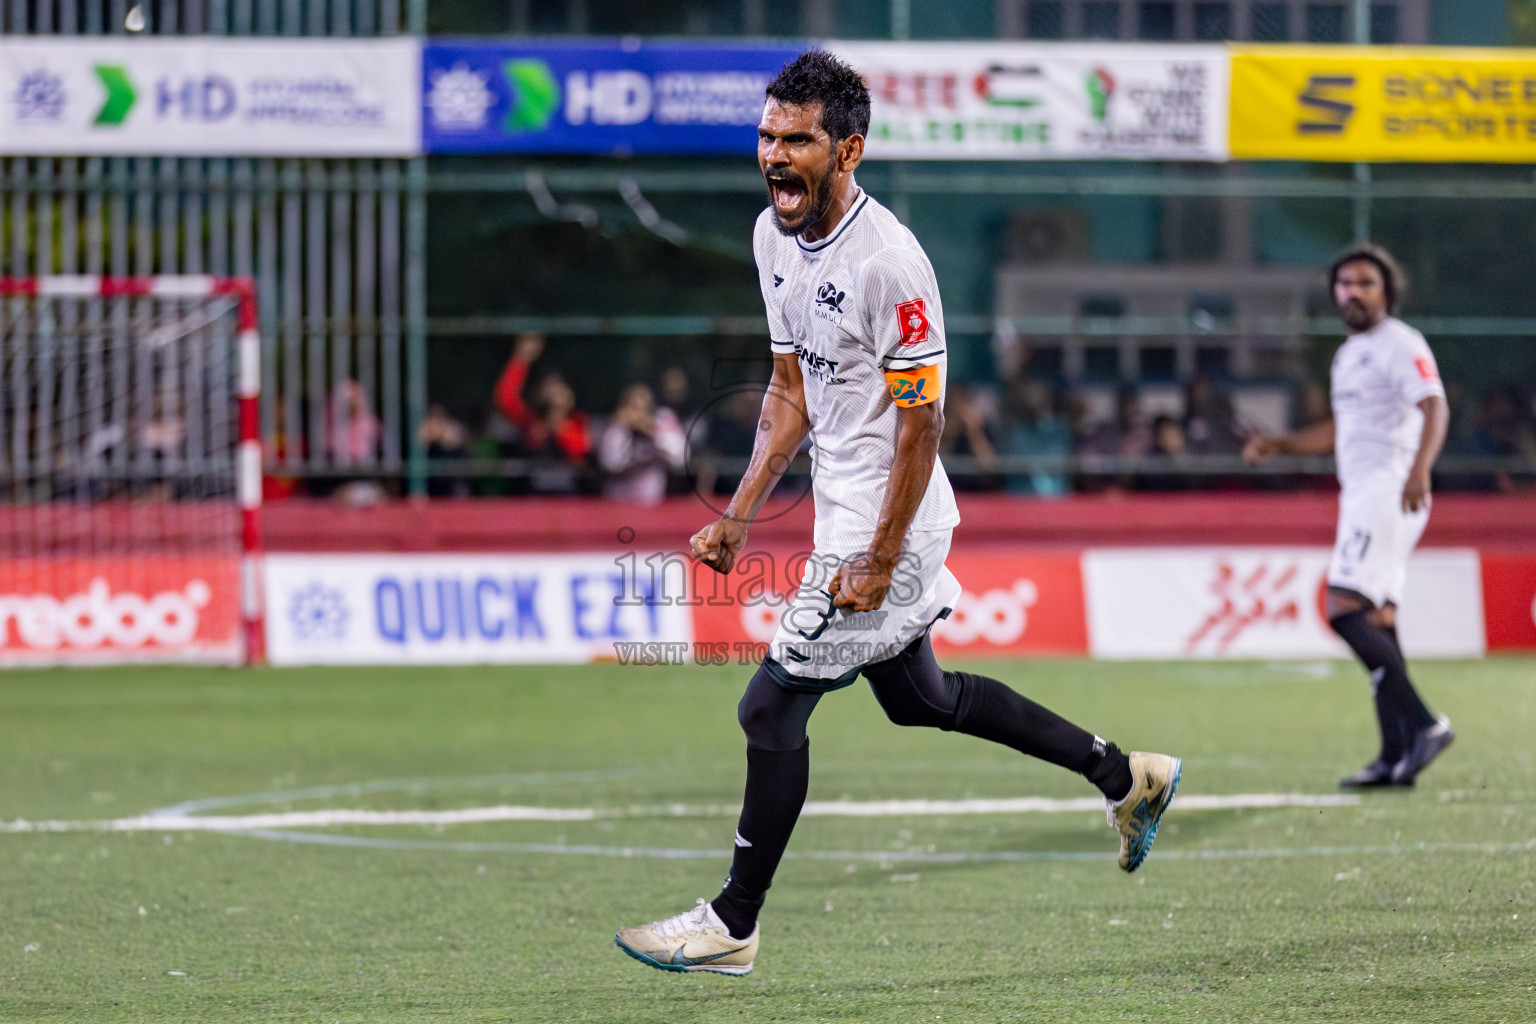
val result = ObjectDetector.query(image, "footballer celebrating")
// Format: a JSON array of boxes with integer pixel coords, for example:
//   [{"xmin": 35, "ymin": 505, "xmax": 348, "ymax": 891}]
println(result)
[
  {"xmin": 614, "ymin": 50, "xmax": 1182, "ymax": 977},
  {"xmin": 1245, "ymin": 244, "xmax": 1454, "ymax": 788}
]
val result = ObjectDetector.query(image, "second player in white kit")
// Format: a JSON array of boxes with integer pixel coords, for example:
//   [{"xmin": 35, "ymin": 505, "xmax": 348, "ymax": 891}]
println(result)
[
  {"xmin": 615, "ymin": 50, "xmax": 1182, "ymax": 977},
  {"xmin": 1327, "ymin": 315, "xmax": 1445, "ymax": 607},
  {"xmin": 1246, "ymin": 244, "xmax": 1455, "ymax": 790}
]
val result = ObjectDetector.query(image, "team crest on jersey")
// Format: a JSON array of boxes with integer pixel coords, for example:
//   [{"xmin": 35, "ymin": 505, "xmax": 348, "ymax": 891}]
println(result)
[
  {"xmin": 895, "ymin": 299, "xmax": 929, "ymax": 346},
  {"xmin": 814, "ymin": 281, "xmax": 846, "ymax": 322}
]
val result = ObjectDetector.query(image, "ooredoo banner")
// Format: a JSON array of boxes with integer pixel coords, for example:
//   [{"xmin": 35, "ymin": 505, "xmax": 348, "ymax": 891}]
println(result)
[
  {"xmin": 0, "ymin": 556, "xmax": 242, "ymax": 665},
  {"xmin": 1081, "ymin": 547, "xmax": 1486, "ymax": 659},
  {"xmin": 263, "ymin": 552, "xmax": 694, "ymax": 666},
  {"xmin": 828, "ymin": 42, "xmax": 1229, "ymax": 161},
  {"xmin": 0, "ymin": 38, "xmax": 421, "ymax": 156}
]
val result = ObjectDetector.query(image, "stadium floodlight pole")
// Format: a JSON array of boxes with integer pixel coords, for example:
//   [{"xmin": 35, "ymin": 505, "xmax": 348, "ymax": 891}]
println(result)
[
  {"xmin": 1353, "ymin": 0, "xmax": 1372, "ymax": 243},
  {"xmin": 0, "ymin": 274, "xmax": 266, "ymax": 666}
]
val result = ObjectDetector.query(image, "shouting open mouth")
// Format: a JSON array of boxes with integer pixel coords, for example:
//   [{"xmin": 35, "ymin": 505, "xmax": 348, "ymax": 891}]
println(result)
[{"xmin": 765, "ymin": 171, "xmax": 812, "ymax": 228}]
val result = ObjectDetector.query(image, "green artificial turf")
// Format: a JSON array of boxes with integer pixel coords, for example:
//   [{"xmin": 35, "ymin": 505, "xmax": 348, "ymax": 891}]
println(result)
[{"xmin": 0, "ymin": 658, "xmax": 1531, "ymax": 1022}]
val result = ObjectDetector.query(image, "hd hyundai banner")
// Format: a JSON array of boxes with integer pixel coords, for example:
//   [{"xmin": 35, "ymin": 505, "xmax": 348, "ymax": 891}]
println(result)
[
  {"xmin": 0, "ymin": 38, "xmax": 420, "ymax": 156},
  {"xmin": 421, "ymin": 40, "xmax": 801, "ymax": 155}
]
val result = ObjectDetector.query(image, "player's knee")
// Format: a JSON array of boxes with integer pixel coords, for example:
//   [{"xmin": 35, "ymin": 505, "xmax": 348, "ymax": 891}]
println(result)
[
  {"xmin": 1325, "ymin": 587, "xmax": 1369, "ymax": 624},
  {"xmin": 737, "ymin": 695, "xmax": 800, "ymax": 749},
  {"xmin": 863, "ymin": 657, "xmax": 960, "ymax": 729},
  {"xmin": 736, "ymin": 666, "xmax": 814, "ymax": 750}
]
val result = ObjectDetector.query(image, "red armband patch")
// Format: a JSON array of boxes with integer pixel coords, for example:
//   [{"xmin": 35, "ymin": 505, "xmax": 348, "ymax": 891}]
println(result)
[
  {"xmin": 1414, "ymin": 356, "xmax": 1439, "ymax": 381},
  {"xmin": 895, "ymin": 298, "xmax": 929, "ymax": 347}
]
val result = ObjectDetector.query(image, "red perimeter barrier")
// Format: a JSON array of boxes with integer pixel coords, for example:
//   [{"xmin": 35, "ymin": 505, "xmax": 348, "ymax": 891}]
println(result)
[{"xmin": 263, "ymin": 493, "xmax": 1536, "ymax": 553}]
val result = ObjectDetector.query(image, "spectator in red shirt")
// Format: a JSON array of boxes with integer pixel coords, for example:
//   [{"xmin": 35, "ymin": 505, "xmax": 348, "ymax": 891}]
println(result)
[{"xmin": 493, "ymin": 333, "xmax": 592, "ymax": 493}]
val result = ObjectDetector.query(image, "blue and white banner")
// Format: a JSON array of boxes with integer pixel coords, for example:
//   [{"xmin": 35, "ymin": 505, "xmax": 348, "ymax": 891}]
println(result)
[
  {"xmin": 422, "ymin": 40, "xmax": 801, "ymax": 155},
  {"xmin": 264, "ymin": 553, "xmax": 693, "ymax": 666},
  {"xmin": 0, "ymin": 38, "xmax": 420, "ymax": 156}
]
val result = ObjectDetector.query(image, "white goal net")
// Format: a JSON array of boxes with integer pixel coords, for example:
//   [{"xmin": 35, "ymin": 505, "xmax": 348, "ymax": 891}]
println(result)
[{"xmin": 0, "ymin": 277, "xmax": 262, "ymax": 665}]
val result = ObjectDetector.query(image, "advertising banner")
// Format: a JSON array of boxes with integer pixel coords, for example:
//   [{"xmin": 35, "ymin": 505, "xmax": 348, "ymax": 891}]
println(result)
[
  {"xmin": 828, "ymin": 42, "xmax": 1228, "ymax": 161},
  {"xmin": 1082, "ymin": 547, "xmax": 1486, "ymax": 659},
  {"xmin": 0, "ymin": 38, "xmax": 420, "ymax": 156},
  {"xmin": 264, "ymin": 552, "xmax": 694, "ymax": 666},
  {"xmin": 688, "ymin": 548, "xmax": 1089, "ymax": 658},
  {"xmin": 1230, "ymin": 46, "xmax": 1536, "ymax": 162},
  {"xmin": 422, "ymin": 40, "xmax": 800, "ymax": 155},
  {"xmin": 1480, "ymin": 553, "xmax": 1536, "ymax": 651},
  {"xmin": 0, "ymin": 556, "xmax": 242, "ymax": 665}
]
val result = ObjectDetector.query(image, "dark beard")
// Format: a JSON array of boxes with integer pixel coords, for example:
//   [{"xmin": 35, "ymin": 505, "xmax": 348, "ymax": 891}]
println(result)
[
  {"xmin": 1340, "ymin": 301, "xmax": 1375, "ymax": 331},
  {"xmin": 765, "ymin": 154, "xmax": 840, "ymax": 237}
]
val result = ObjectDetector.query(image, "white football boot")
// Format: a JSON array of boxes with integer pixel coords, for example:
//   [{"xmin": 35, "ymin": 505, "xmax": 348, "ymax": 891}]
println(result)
[{"xmin": 615, "ymin": 899, "xmax": 758, "ymax": 975}]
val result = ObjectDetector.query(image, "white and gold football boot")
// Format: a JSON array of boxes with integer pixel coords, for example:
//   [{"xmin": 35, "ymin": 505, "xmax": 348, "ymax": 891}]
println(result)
[
  {"xmin": 615, "ymin": 899, "xmax": 758, "ymax": 975},
  {"xmin": 1106, "ymin": 751, "xmax": 1182, "ymax": 872}
]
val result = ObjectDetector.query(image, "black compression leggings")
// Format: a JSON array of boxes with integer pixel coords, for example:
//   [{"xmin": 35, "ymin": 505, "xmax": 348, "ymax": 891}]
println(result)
[{"xmin": 737, "ymin": 633, "xmax": 1102, "ymax": 774}]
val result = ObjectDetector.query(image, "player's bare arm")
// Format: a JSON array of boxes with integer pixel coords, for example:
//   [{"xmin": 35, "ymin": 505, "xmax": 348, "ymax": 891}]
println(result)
[
  {"xmin": 1403, "ymin": 394, "xmax": 1448, "ymax": 512},
  {"xmin": 831, "ymin": 400, "xmax": 942, "ymax": 612},
  {"xmin": 1242, "ymin": 418, "xmax": 1336, "ymax": 464},
  {"xmin": 690, "ymin": 352, "xmax": 810, "ymax": 575}
]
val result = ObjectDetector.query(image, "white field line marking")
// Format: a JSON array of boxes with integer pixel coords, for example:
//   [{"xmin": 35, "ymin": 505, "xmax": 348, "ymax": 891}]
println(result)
[
  {"xmin": 0, "ymin": 792, "xmax": 1357, "ymax": 834},
  {"xmin": 233, "ymin": 830, "xmax": 1536, "ymax": 862}
]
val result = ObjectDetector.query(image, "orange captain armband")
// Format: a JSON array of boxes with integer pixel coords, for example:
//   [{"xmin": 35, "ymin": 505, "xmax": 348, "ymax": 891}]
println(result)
[{"xmin": 883, "ymin": 364, "xmax": 940, "ymax": 408}]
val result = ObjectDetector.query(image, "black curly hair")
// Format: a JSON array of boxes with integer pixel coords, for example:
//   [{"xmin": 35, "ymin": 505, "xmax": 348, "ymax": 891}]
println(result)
[
  {"xmin": 1328, "ymin": 243, "xmax": 1406, "ymax": 313},
  {"xmin": 765, "ymin": 49, "xmax": 871, "ymax": 143}
]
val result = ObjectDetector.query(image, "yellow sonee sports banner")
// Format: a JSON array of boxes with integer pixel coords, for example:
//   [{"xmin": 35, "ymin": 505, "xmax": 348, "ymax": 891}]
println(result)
[{"xmin": 1231, "ymin": 46, "xmax": 1536, "ymax": 162}]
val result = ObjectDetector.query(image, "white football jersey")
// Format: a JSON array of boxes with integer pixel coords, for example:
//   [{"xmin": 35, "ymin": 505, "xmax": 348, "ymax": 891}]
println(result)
[
  {"xmin": 754, "ymin": 189, "xmax": 960, "ymax": 550},
  {"xmin": 1330, "ymin": 316, "xmax": 1446, "ymax": 486}
]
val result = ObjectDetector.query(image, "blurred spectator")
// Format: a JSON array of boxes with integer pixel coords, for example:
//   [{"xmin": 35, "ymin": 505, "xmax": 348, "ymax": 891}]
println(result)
[
  {"xmin": 700, "ymin": 387, "xmax": 765, "ymax": 495},
  {"xmin": 999, "ymin": 378, "xmax": 1069, "ymax": 497},
  {"xmin": 326, "ymin": 379, "xmax": 385, "ymax": 506},
  {"xmin": 138, "ymin": 392, "xmax": 186, "ymax": 462},
  {"xmin": 1136, "ymin": 415, "xmax": 1193, "ymax": 492},
  {"xmin": 598, "ymin": 384, "xmax": 686, "ymax": 506},
  {"xmin": 1182, "ymin": 376, "xmax": 1239, "ymax": 456},
  {"xmin": 1078, "ymin": 387, "xmax": 1154, "ymax": 460},
  {"xmin": 1153, "ymin": 414, "xmax": 1187, "ymax": 457},
  {"xmin": 493, "ymin": 333, "xmax": 592, "ymax": 494},
  {"xmin": 263, "ymin": 404, "xmax": 304, "ymax": 501},
  {"xmin": 1077, "ymin": 387, "xmax": 1152, "ymax": 491},
  {"xmin": 942, "ymin": 382, "xmax": 1001, "ymax": 491},
  {"xmin": 658, "ymin": 365, "xmax": 706, "ymax": 495},
  {"xmin": 659, "ymin": 366, "xmax": 705, "ymax": 443},
  {"xmin": 1463, "ymin": 385, "xmax": 1536, "ymax": 492},
  {"xmin": 328, "ymin": 379, "xmax": 381, "ymax": 467},
  {"xmin": 419, "ymin": 402, "xmax": 471, "ymax": 498}
]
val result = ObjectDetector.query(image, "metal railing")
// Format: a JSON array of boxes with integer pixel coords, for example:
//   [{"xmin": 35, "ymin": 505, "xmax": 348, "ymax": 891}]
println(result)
[{"xmin": 2, "ymin": 0, "xmax": 431, "ymax": 491}]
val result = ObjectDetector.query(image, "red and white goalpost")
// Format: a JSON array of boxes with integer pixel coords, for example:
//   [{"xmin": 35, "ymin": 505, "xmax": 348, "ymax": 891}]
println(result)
[{"xmin": 0, "ymin": 276, "xmax": 263, "ymax": 666}]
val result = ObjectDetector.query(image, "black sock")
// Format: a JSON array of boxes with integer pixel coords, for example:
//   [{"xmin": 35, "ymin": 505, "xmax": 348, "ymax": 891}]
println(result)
[
  {"xmin": 1330, "ymin": 610, "xmax": 1434, "ymax": 763},
  {"xmin": 712, "ymin": 741, "xmax": 809, "ymax": 940},
  {"xmin": 1381, "ymin": 622, "xmax": 1436, "ymax": 731},
  {"xmin": 950, "ymin": 672, "xmax": 1133, "ymax": 800}
]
